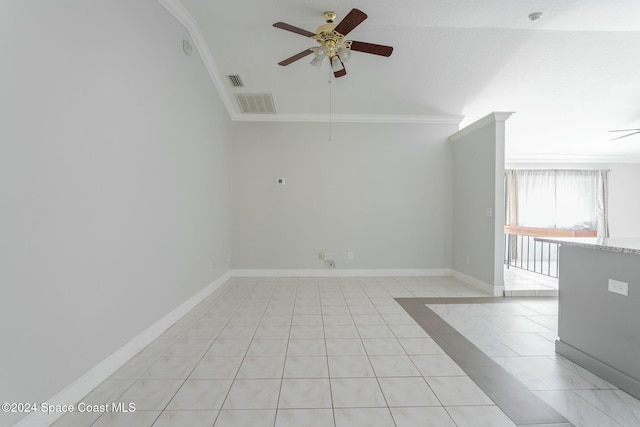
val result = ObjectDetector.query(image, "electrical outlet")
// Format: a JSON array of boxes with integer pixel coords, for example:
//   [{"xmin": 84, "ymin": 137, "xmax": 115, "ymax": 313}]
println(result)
[
  {"xmin": 465, "ymin": 256, "xmax": 470, "ymax": 265},
  {"xmin": 318, "ymin": 252, "xmax": 324, "ymax": 260},
  {"xmin": 348, "ymin": 251, "xmax": 354, "ymax": 260},
  {"xmin": 324, "ymin": 252, "xmax": 332, "ymax": 261},
  {"xmin": 608, "ymin": 279, "xmax": 628, "ymax": 296},
  {"xmin": 209, "ymin": 259, "xmax": 216, "ymax": 271}
]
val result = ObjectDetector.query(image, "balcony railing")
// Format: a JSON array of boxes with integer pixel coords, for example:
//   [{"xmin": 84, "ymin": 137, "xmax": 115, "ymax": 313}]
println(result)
[{"xmin": 504, "ymin": 226, "xmax": 596, "ymax": 278}]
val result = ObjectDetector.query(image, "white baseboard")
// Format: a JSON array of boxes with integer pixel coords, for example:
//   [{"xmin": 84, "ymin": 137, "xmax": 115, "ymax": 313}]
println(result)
[
  {"xmin": 14, "ymin": 271, "xmax": 232, "ymax": 427},
  {"xmin": 230, "ymin": 268, "xmax": 452, "ymax": 278},
  {"xmin": 451, "ymin": 269, "xmax": 503, "ymax": 296}
]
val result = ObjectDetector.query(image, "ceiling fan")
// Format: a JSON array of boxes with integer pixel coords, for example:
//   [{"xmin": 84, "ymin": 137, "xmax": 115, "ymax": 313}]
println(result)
[
  {"xmin": 609, "ymin": 128, "xmax": 640, "ymax": 141},
  {"xmin": 273, "ymin": 8, "xmax": 393, "ymax": 78}
]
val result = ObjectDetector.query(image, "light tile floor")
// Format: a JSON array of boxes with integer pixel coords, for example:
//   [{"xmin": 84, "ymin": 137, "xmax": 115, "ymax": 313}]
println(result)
[
  {"xmin": 51, "ymin": 276, "xmax": 639, "ymax": 427},
  {"xmin": 429, "ymin": 300, "xmax": 640, "ymax": 427},
  {"xmin": 503, "ymin": 267, "xmax": 559, "ymax": 296}
]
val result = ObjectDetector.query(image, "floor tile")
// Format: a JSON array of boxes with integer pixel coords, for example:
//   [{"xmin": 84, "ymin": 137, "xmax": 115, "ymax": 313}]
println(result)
[
  {"xmin": 328, "ymin": 356, "xmax": 375, "ymax": 378},
  {"xmin": 321, "ymin": 306, "xmax": 350, "ymax": 315},
  {"xmin": 218, "ymin": 324, "xmax": 257, "ymax": 340},
  {"xmin": 223, "ymin": 379, "xmax": 281, "ymax": 409},
  {"xmin": 166, "ymin": 379, "xmax": 232, "ymax": 409},
  {"xmin": 164, "ymin": 338, "xmax": 213, "ymax": 357},
  {"xmin": 290, "ymin": 325, "xmax": 325, "ymax": 339},
  {"xmin": 325, "ymin": 338, "xmax": 366, "ymax": 356},
  {"xmin": 80, "ymin": 379, "xmax": 135, "ymax": 404},
  {"xmin": 287, "ymin": 339, "xmax": 327, "ymax": 356},
  {"xmin": 52, "ymin": 410, "xmax": 103, "ymax": 427},
  {"xmin": 334, "ymin": 408, "xmax": 395, "ymax": 427},
  {"xmin": 189, "ymin": 356, "xmax": 243, "ymax": 379},
  {"xmin": 324, "ymin": 325, "xmax": 360, "ymax": 338},
  {"xmin": 369, "ymin": 355, "xmax": 421, "ymax": 377},
  {"xmin": 206, "ymin": 340, "xmax": 251, "ymax": 357},
  {"xmin": 274, "ymin": 409, "xmax": 334, "ymax": 427},
  {"xmin": 445, "ymin": 405, "xmax": 516, "ymax": 427},
  {"xmin": 330, "ymin": 378, "xmax": 387, "ymax": 408},
  {"xmin": 117, "ymin": 379, "xmax": 183, "ymax": 410},
  {"xmin": 397, "ymin": 338, "xmax": 444, "ymax": 355},
  {"xmin": 425, "ymin": 376, "xmax": 494, "ymax": 406},
  {"xmin": 214, "ymin": 409, "xmax": 277, "ymax": 427},
  {"xmin": 390, "ymin": 407, "xmax": 456, "ymax": 427},
  {"xmin": 485, "ymin": 316, "xmax": 553, "ymax": 333},
  {"xmin": 278, "ymin": 378, "xmax": 332, "ymax": 409},
  {"xmin": 534, "ymin": 390, "xmax": 621, "ymax": 427},
  {"xmin": 362, "ymin": 338, "xmax": 407, "ymax": 355},
  {"xmin": 236, "ymin": 356, "xmax": 285, "ymax": 379},
  {"xmin": 110, "ymin": 356, "xmax": 158, "ymax": 380},
  {"xmin": 352, "ymin": 314, "xmax": 386, "ymax": 325},
  {"xmin": 284, "ymin": 356, "xmax": 329, "ymax": 378},
  {"xmin": 141, "ymin": 356, "xmax": 201, "ymax": 380},
  {"xmin": 573, "ymin": 388, "xmax": 640, "ymax": 426},
  {"xmin": 292, "ymin": 314, "xmax": 323, "ymax": 325},
  {"xmin": 91, "ymin": 410, "xmax": 161, "ymax": 427},
  {"xmin": 410, "ymin": 354, "xmax": 466, "ymax": 376},
  {"xmin": 492, "ymin": 356, "xmax": 600, "ymax": 390},
  {"xmin": 389, "ymin": 324, "xmax": 430, "ymax": 338},
  {"xmin": 153, "ymin": 410, "xmax": 218, "ymax": 427},
  {"xmin": 378, "ymin": 377, "xmax": 440, "ymax": 406},
  {"xmin": 246, "ymin": 339, "xmax": 288, "ymax": 357},
  {"xmin": 356, "ymin": 325, "xmax": 395, "ymax": 338},
  {"xmin": 254, "ymin": 325, "xmax": 291, "ymax": 339}
]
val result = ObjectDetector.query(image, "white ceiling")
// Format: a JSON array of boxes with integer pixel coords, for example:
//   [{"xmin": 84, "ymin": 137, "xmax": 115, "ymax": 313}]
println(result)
[{"xmin": 167, "ymin": 0, "xmax": 640, "ymax": 162}]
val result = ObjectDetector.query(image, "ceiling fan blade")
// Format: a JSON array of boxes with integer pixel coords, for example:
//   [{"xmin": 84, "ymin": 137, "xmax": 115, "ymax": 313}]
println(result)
[
  {"xmin": 333, "ymin": 67, "xmax": 347, "ymax": 78},
  {"xmin": 273, "ymin": 22, "xmax": 316, "ymax": 38},
  {"xmin": 608, "ymin": 128, "xmax": 640, "ymax": 132},
  {"xmin": 610, "ymin": 130, "xmax": 640, "ymax": 141},
  {"xmin": 349, "ymin": 41, "xmax": 393, "ymax": 57},
  {"xmin": 278, "ymin": 49, "xmax": 313, "ymax": 66},
  {"xmin": 333, "ymin": 8, "xmax": 367, "ymax": 36}
]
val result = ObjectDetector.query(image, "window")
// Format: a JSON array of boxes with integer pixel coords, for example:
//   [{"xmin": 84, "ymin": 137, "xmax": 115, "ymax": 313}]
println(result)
[{"xmin": 505, "ymin": 169, "xmax": 609, "ymax": 234}]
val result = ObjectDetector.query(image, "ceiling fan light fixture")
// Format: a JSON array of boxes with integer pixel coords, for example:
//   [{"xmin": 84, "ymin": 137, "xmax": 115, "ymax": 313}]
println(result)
[
  {"xmin": 311, "ymin": 46, "xmax": 325, "ymax": 58},
  {"xmin": 310, "ymin": 55, "xmax": 324, "ymax": 69},
  {"xmin": 337, "ymin": 46, "xmax": 351, "ymax": 62}
]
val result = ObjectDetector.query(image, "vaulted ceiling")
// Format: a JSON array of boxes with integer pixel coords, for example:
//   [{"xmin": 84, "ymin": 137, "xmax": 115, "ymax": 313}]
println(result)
[{"xmin": 164, "ymin": 0, "xmax": 640, "ymax": 162}]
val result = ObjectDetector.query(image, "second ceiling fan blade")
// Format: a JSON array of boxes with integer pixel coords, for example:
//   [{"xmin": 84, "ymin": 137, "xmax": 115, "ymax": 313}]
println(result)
[
  {"xmin": 273, "ymin": 22, "xmax": 316, "ymax": 38},
  {"xmin": 350, "ymin": 41, "xmax": 393, "ymax": 57},
  {"xmin": 610, "ymin": 130, "xmax": 640, "ymax": 141},
  {"xmin": 333, "ymin": 8, "xmax": 367, "ymax": 36},
  {"xmin": 278, "ymin": 49, "xmax": 313, "ymax": 66}
]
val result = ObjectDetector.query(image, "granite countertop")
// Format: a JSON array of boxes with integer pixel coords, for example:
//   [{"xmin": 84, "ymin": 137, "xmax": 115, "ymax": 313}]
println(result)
[{"xmin": 534, "ymin": 237, "xmax": 640, "ymax": 256}]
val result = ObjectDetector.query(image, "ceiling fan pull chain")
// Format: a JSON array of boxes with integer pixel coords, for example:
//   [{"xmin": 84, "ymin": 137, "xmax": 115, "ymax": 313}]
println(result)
[{"xmin": 328, "ymin": 78, "xmax": 332, "ymax": 141}]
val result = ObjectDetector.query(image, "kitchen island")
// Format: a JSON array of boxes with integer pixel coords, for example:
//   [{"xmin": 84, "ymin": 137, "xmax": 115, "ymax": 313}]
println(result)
[{"xmin": 536, "ymin": 237, "xmax": 640, "ymax": 399}]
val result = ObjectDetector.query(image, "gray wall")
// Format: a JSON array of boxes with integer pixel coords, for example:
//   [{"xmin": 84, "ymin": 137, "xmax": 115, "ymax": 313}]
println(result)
[
  {"xmin": 451, "ymin": 115, "xmax": 507, "ymax": 292},
  {"xmin": 0, "ymin": 0, "xmax": 233, "ymax": 420},
  {"xmin": 232, "ymin": 121, "xmax": 458, "ymax": 270}
]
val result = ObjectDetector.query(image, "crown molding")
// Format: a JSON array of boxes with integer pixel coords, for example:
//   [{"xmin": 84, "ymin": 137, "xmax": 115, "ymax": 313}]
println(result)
[
  {"xmin": 449, "ymin": 111, "xmax": 514, "ymax": 142},
  {"xmin": 233, "ymin": 113, "xmax": 464, "ymax": 125},
  {"xmin": 157, "ymin": 0, "xmax": 238, "ymax": 119},
  {"xmin": 506, "ymin": 154, "xmax": 640, "ymax": 164}
]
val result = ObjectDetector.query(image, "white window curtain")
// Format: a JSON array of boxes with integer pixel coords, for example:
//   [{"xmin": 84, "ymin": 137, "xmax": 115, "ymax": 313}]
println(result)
[{"xmin": 505, "ymin": 169, "xmax": 609, "ymax": 237}]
